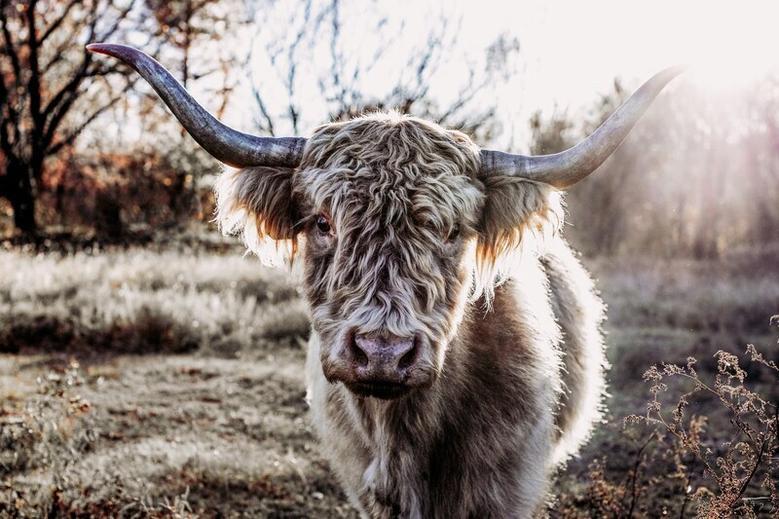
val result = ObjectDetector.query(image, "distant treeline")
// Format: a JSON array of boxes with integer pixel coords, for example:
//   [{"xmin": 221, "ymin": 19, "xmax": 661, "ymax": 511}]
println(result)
[
  {"xmin": 1, "ymin": 2, "xmax": 777, "ymax": 258},
  {"xmin": 532, "ymin": 77, "xmax": 779, "ymax": 258}
]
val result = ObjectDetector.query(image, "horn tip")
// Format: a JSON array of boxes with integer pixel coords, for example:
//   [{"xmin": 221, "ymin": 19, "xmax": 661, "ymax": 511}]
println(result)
[
  {"xmin": 86, "ymin": 43, "xmax": 110, "ymax": 54},
  {"xmin": 661, "ymin": 64, "xmax": 688, "ymax": 81},
  {"xmin": 86, "ymin": 43, "xmax": 134, "ymax": 59}
]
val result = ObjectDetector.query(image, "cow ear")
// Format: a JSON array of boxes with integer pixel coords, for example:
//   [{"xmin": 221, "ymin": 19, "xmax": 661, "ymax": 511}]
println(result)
[
  {"xmin": 215, "ymin": 167, "xmax": 299, "ymax": 266},
  {"xmin": 476, "ymin": 176, "xmax": 563, "ymax": 279}
]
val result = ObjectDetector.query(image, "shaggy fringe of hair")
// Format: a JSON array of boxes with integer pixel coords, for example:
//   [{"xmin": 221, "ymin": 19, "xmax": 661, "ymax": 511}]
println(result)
[
  {"xmin": 300, "ymin": 110, "xmax": 482, "ymax": 176},
  {"xmin": 295, "ymin": 111, "xmax": 484, "ymax": 340}
]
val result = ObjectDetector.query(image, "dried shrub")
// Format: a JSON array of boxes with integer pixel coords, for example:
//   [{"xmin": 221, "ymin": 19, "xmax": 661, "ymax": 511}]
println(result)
[
  {"xmin": 554, "ymin": 317, "xmax": 779, "ymax": 518},
  {"xmin": 0, "ymin": 360, "xmax": 97, "ymax": 515}
]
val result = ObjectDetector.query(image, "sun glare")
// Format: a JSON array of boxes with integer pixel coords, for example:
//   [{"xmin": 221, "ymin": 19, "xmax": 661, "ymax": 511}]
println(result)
[
  {"xmin": 679, "ymin": 3, "xmax": 779, "ymax": 95},
  {"xmin": 689, "ymin": 57, "xmax": 774, "ymax": 97}
]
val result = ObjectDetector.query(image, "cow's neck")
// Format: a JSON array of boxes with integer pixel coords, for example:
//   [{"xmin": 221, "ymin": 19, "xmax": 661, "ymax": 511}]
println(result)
[
  {"xmin": 336, "ymin": 279, "xmax": 534, "ymax": 481},
  {"xmin": 335, "ymin": 304, "xmax": 475, "ymax": 515},
  {"xmin": 340, "ymin": 377, "xmax": 443, "ymax": 516}
]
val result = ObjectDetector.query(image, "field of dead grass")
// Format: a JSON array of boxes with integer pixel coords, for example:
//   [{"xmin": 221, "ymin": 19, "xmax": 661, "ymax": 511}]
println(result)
[{"xmin": 1, "ymin": 243, "xmax": 777, "ymax": 517}]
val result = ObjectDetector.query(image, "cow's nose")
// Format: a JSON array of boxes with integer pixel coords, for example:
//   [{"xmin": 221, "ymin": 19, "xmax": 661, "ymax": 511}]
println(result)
[{"xmin": 349, "ymin": 333, "xmax": 418, "ymax": 381}]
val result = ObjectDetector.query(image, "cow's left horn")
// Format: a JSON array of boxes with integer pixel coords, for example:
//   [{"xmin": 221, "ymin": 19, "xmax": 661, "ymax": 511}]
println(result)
[
  {"xmin": 479, "ymin": 66, "xmax": 685, "ymax": 188},
  {"xmin": 87, "ymin": 43, "xmax": 305, "ymax": 168}
]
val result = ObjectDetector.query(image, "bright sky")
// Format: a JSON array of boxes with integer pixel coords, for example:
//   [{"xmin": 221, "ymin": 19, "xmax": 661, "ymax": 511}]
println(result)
[
  {"xmin": 111, "ymin": 1, "xmax": 779, "ymax": 151},
  {"xmin": 453, "ymin": 0, "xmax": 779, "ymax": 147},
  {"xmin": 232, "ymin": 0, "xmax": 779, "ymax": 149},
  {"xmin": 461, "ymin": 0, "xmax": 779, "ymax": 96}
]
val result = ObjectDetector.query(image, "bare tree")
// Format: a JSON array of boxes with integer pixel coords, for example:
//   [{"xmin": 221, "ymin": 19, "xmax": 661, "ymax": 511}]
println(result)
[
  {"xmin": 244, "ymin": 0, "xmax": 520, "ymax": 142},
  {"xmin": 141, "ymin": 0, "xmax": 246, "ymax": 226},
  {"xmin": 0, "ymin": 0, "xmax": 153, "ymax": 235},
  {"xmin": 145, "ymin": 0, "xmax": 244, "ymax": 116}
]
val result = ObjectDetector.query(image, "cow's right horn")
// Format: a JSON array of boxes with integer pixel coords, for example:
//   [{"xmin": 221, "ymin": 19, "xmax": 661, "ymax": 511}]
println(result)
[{"xmin": 87, "ymin": 43, "xmax": 306, "ymax": 169}]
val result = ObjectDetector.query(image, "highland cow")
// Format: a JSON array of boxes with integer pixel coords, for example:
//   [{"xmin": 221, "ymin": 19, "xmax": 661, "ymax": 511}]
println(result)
[{"xmin": 88, "ymin": 43, "xmax": 682, "ymax": 517}]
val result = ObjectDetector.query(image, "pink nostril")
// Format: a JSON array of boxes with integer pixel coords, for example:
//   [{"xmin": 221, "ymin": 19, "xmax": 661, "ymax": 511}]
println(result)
[
  {"xmin": 349, "ymin": 336, "xmax": 370, "ymax": 367},
  {"xmin": 397, "ymin": 338, "xmax": 418, "ymax": 370}
]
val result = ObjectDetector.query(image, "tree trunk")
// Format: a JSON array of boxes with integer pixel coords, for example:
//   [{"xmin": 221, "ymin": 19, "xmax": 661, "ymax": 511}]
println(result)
[{"xmin": 3, "ymin": 163, "xmax": 38, "ymax": 236}]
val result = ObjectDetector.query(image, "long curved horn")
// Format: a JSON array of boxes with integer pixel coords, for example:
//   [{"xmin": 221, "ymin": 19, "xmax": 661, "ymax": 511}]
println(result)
[
  {"xmin": 87, "ymin": 43, "xmax": 305, "ymax": 168},
  {"xmin": 480, "ymin": 66, "xmax": 685, "ymax": 188}
]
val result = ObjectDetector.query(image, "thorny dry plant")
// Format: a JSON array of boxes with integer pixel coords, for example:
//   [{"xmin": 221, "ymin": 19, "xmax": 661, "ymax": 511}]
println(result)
[
  {"xmin": 1, "ymin": 360, "xmax": 94, "ymax": 514},
  {"xmin": 1, "ymin": 359, "xmax": 196, "ymax": 517},
  {"xmin": 641, "ymin": 348, "xmax": 777, "ymax": 517},
  {"xmin": 623, "ymin": 324, "xmax": 777, "ymax": 518},
  {"xmin": 562, "ymin": 317, "xmax": 779, "ymax": 519}
]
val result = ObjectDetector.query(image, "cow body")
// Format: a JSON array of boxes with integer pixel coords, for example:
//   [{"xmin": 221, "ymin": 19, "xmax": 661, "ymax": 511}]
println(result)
[
  {"xmin": 86, "ymin": 43, "xmax": 678, "ymax": 519},
  {"xmin": 213, "ymin": 112, "xmax": 608, "ymax": 518},
  {"xmin": 306, "ymin": 236, "xmax": 605, "ymax": 518}
]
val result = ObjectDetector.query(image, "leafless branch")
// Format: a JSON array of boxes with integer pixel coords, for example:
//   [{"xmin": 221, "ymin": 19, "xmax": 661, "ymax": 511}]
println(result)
[
  {"xmin": 39, "ymin": 0, "xmax": 79, "ymax": 43},
  {"xmin": 0, "ymin": 1, "xmax": 22, "ymax": 82},
  {"xmin": 95, "ymin": 0, "xmax": 137, "ymax": 42},
  {"xmin": 47, "ymin": 79, "xmax": 136, "ymax": 156}
]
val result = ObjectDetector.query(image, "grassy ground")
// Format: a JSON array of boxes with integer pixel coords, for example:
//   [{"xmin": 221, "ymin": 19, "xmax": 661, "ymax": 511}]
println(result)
[{"xmin": 1, "ymin": 242, "xmax": 777, "ymax": 517}]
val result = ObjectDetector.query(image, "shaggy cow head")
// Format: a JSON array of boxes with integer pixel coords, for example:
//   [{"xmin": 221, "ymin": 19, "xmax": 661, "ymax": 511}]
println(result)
[
  {"xmin": 88, "ymin": 43, "xmax": 682, "ymax": 399},
  {"xmin": 221, "ymin": 114, "xmax": 489, "ymax": 398}
]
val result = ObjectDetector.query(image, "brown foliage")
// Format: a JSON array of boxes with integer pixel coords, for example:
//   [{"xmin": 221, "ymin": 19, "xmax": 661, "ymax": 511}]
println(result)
[
  {"xmin": 0, "ymin": 0, "xmax": 154, "ymax": 234},
  {"xmin": 35, "ymin": 149, "xmax": 211, "ymax": 236}
]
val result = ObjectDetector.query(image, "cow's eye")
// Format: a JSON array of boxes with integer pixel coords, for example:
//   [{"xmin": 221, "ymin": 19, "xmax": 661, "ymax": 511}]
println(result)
[
  {"xmin": 447, "ymin": 224, "xmax": 461, "ymax": 241},
  {"xmin": 316, "ymin": 215, "xmax": 332, "ymax": 235}
]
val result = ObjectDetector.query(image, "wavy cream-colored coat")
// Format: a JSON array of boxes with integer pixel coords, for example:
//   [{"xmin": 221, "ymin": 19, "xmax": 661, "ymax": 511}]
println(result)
[
  {"xmin": 216, "ymin": 112, "xmax": 607, "ymax": 518},
  {"xmin": 306, "ymin": 238, "xmax": 604, "ymax": 518}
]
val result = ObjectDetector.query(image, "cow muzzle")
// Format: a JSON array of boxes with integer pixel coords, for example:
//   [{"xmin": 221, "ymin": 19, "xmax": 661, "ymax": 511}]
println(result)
[{"xmin": 336, "ymin": 331, "xmax": 434, "ymax": 399}]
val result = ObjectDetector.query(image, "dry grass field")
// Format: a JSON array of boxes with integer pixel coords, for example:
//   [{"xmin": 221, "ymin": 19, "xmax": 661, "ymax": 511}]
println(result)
[{"xmin": 1, "ymin": 240, "xmax": 778, "ymax": 517}]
